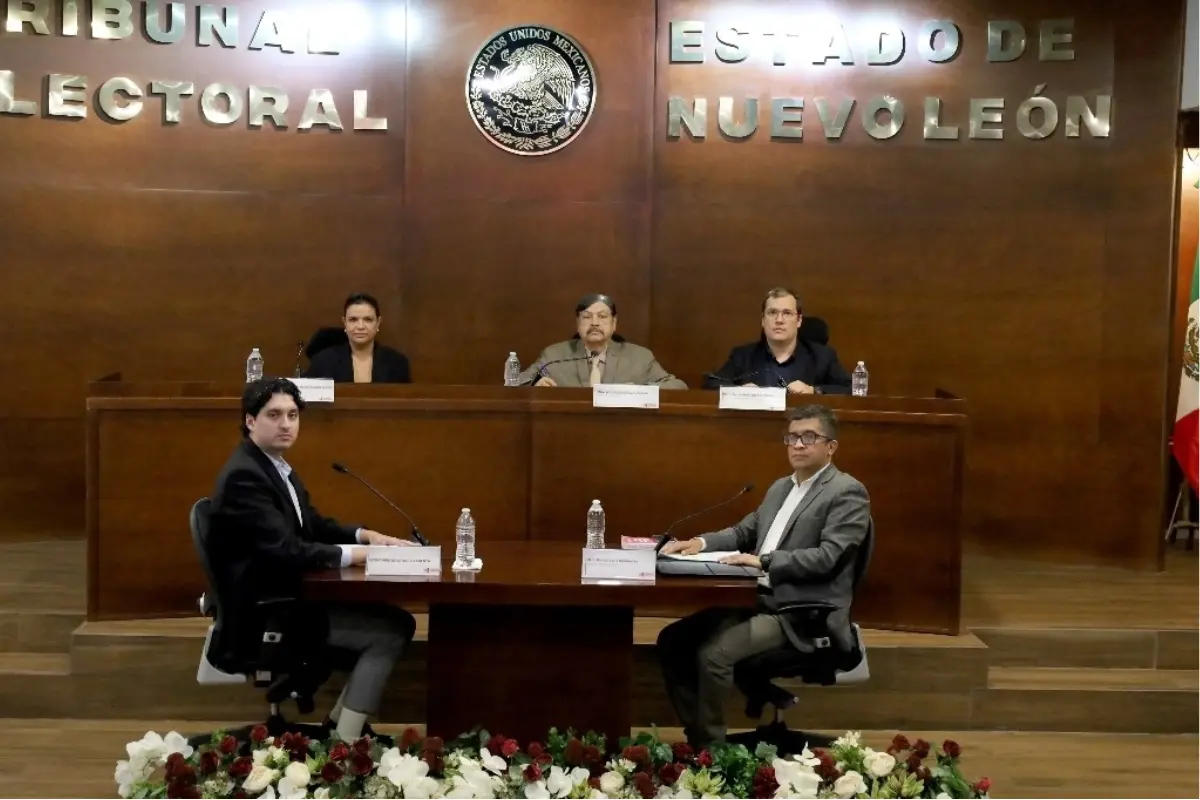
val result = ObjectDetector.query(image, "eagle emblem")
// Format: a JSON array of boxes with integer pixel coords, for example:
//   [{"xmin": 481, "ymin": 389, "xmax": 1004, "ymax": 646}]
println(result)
[{"xmin": 467, "ymin": 26, "xmax": 597, "ymax": 155}]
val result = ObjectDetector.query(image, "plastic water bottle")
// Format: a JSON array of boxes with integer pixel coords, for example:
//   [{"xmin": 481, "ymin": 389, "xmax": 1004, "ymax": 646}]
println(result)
[
  {"xmin": 852, "ymin": 361, "xmax": 868, "ymax": 397},
  {"xmin": 245, "ymin": 348, "xmax": 264, "ymax": 383},
  {"xmin": 503, "ymin": 352, "xmax": 521, "ymax": 386},
  {"xmin": 585, "ymin": 500, "xmax": 606, "ymax": 549},
  {"xmin": 454, "ymin": 508, "xmax": 476, "ymax": 566}
]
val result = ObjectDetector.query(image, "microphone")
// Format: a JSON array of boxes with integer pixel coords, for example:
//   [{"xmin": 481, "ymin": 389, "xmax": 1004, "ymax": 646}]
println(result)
[
  {"xmin": 522, "ymin": 354, "xmax": 593, "ymax": 386},
  {"xmin": 705, "ymin": 368, "xmax": 783, "ymax": 387},
  {"xmin": 292, "ymin": 340, "xmax": 306, "ymax": 378},
  {"xmin": 654, "ymin": 483, "xmax": 756, "ymax": 553},
  {"xmin": 331, "ymin": 462, "xmax": 430, "ymax": 546}
]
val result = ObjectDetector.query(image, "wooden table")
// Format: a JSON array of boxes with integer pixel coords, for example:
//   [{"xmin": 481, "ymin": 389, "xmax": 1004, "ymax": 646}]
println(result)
[
  {"xmin": 86, "ymin": 384, "xmax": 966, "ymax": 633},
  {"xmin": 304, "ymin": 541, "xmax": 757, "ymax": 745}
]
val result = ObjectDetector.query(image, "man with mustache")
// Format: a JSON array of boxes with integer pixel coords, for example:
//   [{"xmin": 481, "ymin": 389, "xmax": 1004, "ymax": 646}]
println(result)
[{"xmin": 517, "ymin": 293, "xmax": 687, "ymax": 388}]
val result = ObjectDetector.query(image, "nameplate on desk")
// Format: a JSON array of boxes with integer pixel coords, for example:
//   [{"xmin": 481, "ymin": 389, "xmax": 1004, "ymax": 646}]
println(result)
[
  {"xmin": 364, "ymin": 546, "xmax": 441, "ymax": 577},
  {"xmin": 592, "ymin": 384, "xmax": 660, "ymax": 409},
  {"xmin": 581, "ymin": 548, "xmax": 656, "ymax": 582},
  {"xmin": 718, "ymin": 386, "xmax": 786, "ymax": 411},
  {"xmin": 290, "ymin": 378, "xmax": 335, "ymax": 403}
]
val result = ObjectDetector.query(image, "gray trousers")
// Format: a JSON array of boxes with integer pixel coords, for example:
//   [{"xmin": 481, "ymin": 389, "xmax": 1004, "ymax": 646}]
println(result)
[
  {"xmin": 657, "ymin": 608, "xmax": 789, "ymax": 746},
  {"xmin": 326, "ymin": 604, "xmax": 416, "ymax": 715}
]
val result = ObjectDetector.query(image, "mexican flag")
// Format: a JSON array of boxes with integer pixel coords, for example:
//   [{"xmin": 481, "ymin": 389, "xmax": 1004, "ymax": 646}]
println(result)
[{"xmin": 1175, "ymin": 242, "xmax": 1199, "ymax": 492}]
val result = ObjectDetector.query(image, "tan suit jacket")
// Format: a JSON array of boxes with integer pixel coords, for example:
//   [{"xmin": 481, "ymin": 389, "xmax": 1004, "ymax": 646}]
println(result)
[{"xmin": 517, "ymin": 339, "xmax": 687, "ymax": 389}]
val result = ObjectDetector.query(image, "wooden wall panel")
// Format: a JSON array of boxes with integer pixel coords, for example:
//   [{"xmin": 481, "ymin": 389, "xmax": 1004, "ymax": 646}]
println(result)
[{"xmin": 0, "ymin": 0, "xmax": 1187, "ymax": 571}]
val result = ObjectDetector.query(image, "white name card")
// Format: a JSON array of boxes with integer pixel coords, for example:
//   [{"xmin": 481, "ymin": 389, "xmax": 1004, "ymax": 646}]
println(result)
[
  {"xmin": 718, "ymin": 386, "xmax": 786, "ymax": 411},
  {"xmin": 593, "ymin": 384, "xmax": 660, "ymax": 409},
  {"xmin": 581, "ymin": 548, "xmax": 656, "ymax": 582},
  {"xmin": 364, "ymin": 546, "xmax": 442, "ymax": 578},
  {"xmin": 291, "ymin": 378, "xmax": 335, "ymax": 403}
]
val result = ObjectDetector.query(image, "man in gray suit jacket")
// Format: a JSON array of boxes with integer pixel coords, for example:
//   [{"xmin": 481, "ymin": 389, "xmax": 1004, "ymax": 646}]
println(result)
[
  {"xmin": 517, "ymin": 293, "xmax": 687, "ymax": 388},
  {"xmin": 657, "ymin": 404, "xmax": 870, "ymax": 747}
]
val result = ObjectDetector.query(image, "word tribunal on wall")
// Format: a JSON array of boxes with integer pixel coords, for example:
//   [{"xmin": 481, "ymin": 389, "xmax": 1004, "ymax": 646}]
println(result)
[
  {"xmin": 666, "ymin": 18, "xmax": 1112, "ymax": 141},
  {"xmin": 0, "ymin": 0, "xmax": 386, "ymax": 130}
]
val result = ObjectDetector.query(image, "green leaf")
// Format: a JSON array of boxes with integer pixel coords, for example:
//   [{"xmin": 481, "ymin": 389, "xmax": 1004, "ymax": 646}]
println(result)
[{"xmin": 754, "ymin": 741, "xmax": 778, "ymax": 762}]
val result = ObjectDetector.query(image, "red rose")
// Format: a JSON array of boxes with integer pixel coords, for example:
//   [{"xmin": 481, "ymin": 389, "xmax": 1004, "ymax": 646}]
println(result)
[
  {"xmin": 975, "ymin": 777, "xmax": 992, "ymax": 794},
  {"xmin": 219, "ymin": 735, "xmax": 239, "ymax": 755},
  {"xmin": 228, "ymin": 756, "xmax": 253, "ymax": 779},
  {"xmin": 167, "ymin": 785, "xmax": 201, "ymax": 799},
  {"xmin": 906, "ymin": 754, "xmax": 922, "ymax": 772},
  {"xmin": 232, "ymin": 791, "xmax": 247, "ymax": 800},
  {"xmin": 916, "ymin": 767, "xmax": 933, "ymax": 782},
  {"xmin": 564, "ymin": 739, "xmax": 585, "ymax": 766},
  {"xmin": 351, "ymin": 752, "xmax": 374, "ymax": 777},
  {"xmin": 165, "ymin": 752, "xmax": 186, "ymax": 776},
  {"xmin": 423, "ymin": 752, "xmax": 445, "ymax": 774},
  {"xmin": 400, "ymin": 727, "xmax": 422, "ymax": 750},
  {"xmin": 588, "ymin": 777, "xmax": 601, "ymax": 790},
  {"xmin": 633, "ymin": 771, "xmax": 657, "ymax": 799},
  {"xmin": 423, "ymin": 737, "xmax": 445, "ymax": 754},
  {"xmin": 752, "ymin": 765, "xmax": 779, "ymax": 799},
  {"xmin": 942, "ymin": 739, "xmax": 961, "ymax": 759},
  {"xmin": 353, "ymin": 737, "xmax": 372, "ymax": 755},
  {"xmin": 501, "ymin": 739, "xmax": 520, "ymax": 758},
  {"xmin": 199, "ymin": 751, "xmax": 220, "ymax": 775},
  {"xmin": 583, "ymin": 744, "xmax": 602, "ymax": 764},
  {"xmin": 696, "ymin": 750, "xmax": 713, "ymax": 768},
  {"xmin": 528, "ymin": 742, "xmax": 545, "ymax": 759},
  {"xmin": 815, "ymin": 751, "xmax": 839, "ymax": 782},
  {"xmin": 321, "ymin": 762, "xmax": 345, "ymax": 783},
  {"xmin": 329, "ymin": 742, "xmax": 350, "ymax": 762},
  {"xmin": 250, "ymin": 725, "xmax": 269, "ymax": 743},
  {"xmin": 659, "ymin": 763, "xmax": 684, "ymax": 785},
  {"xmin": 889, "ymin": 734, "xmax": 910, "ymax": 753},
  {"xmin": 622, "ymin": 745, "xmax": 651, "ymax": 770},
  {"xmin": 672, "ymin": 742, "xmax": 694, "ymax": 761},
  {"xmin": 523, "ymin": 763, "xmax": 543, "ymax": 783},
  {"xmin": 912, "ymin": 739, "xmax": 931, "ymax": 758}
]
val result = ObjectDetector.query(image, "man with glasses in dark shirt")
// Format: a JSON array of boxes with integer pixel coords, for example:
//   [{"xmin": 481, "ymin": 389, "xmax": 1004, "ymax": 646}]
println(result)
[{"xmin": 702, "ymin": 287, "xmax": 852, "ymax": 394}]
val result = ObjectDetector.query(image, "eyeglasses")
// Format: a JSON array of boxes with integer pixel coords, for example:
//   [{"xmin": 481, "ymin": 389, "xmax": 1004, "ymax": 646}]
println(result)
[
  {"xmin": 783, "ymin": 432, "xmax": 832, "ymax": 446},
  {"xmin": 764, "ymin": 309, "xmax": 798, "ymax": 320}
]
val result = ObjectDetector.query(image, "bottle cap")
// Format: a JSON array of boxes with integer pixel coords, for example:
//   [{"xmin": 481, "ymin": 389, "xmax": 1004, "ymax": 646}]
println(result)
[
  {"xmin": 461, "ymin": 507, "xmax": 469, "ymax": 512},
  {"xmin": 591, "ymin": 499, "xmax": 601, "ymax": 504},
  {"xmin": 857, "ymin": 360, "xmax": 864, "ymax": 366},
  {"xmin": 509, "ymin": 352, "xmax": 517, "ymax": 356}
]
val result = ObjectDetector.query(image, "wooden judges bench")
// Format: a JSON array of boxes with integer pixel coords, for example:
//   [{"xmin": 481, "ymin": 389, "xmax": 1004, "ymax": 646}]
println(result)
[{"xmin": 86, "ymin": 383, "xmax": 966, "ymax": 634}]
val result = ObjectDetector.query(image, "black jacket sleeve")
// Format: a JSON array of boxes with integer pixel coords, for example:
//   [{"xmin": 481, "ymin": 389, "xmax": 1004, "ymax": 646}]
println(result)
[
  {"xmin": 701, "ymin": 347, "xmax": 747, "ymax": 390},
  {"xmin": 220, "ymin": 467, "xmax": 345, "ymax": 571},
  {"xmin": 816, "ymin": 346, "xmax": 853, "ymax": 395}
]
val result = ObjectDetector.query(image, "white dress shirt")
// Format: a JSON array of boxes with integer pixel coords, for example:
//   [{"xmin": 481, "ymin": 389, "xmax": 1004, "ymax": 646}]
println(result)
[
  {"xmin": 262, "ymin": 449, "xmax": 364, "ymax": 568},
  {"xmin": 700, "ymin": 463, "xmax": 830, "ymax": 587}
]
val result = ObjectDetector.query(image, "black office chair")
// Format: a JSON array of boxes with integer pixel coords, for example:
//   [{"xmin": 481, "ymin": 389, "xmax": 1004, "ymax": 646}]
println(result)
[
  {"xmin": 797, "ymin": 316, "xmax": 829, "ymax": 346},
  {"xmin": 726, "ymin": 518, "xmax": 874, "ymax": 755},
  {"xmin": 304, "ymin": 327, "xmax": 349, "ymax": 361},
  {"xmin": 190, "ymin": 497, "xmax": 344, "ymax": 745}
]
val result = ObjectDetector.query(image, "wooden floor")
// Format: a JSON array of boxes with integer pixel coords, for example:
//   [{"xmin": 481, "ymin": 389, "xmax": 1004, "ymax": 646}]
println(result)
[
  {"xmin": 0, "ymin": 539, "xmax": 1195, "ymax": 797},
  {"xmin": 1, "ymin": 718, "xmax": 1193, "ymax": 799}
]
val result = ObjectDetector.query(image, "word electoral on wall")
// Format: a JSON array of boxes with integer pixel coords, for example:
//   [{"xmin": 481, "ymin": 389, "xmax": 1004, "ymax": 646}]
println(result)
[
  {"xmin": 0, "ymin": 0, "xmax": 388, "ymax": 130},
  {"xmin": 666, "ymin": 17, "xmax": 1112, "ymax": 142}
]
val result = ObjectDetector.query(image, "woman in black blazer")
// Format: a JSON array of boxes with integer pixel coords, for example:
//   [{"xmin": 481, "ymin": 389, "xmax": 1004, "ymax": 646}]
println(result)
[{"xmin": 305, "ymin": 293, "xmax": 411, "ymax": 384}]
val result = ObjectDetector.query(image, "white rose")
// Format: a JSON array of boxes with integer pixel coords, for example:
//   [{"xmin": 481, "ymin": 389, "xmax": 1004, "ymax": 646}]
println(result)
[
  {"xmin": 243, "ymin": 764, "xmax": 281, "ymax": 794},
  {"xmin": 313, "ymin": 789, "xmax": 331, "ymax": 800},
  {"xmin": 524, "ymin": 781, "xmax": 551, "ymax": 799},
  {"xmin": 163, "ymin": 732, "xmax": 195, "ymax": 762},
  {"xmin": 833, "ymin": 771, "xmax": 867, "ymax": 798},
  {"xmin": 283, "ymin": 761, "xmax": 311, "ymax": 787},
  {"xmin": 862, "ymin": 750, "xmax": 896, "ymax": 779},
  {"xmin": 276, "ymin": 776, "xmax": 308, "ymax": 799},
  {"xmin": 599, "ymin": 771, "xmax": 626, "ymax": 794}
]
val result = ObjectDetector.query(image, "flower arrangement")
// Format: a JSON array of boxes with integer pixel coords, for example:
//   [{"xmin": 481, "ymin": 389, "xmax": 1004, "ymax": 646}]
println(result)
[{"xmin": 116, "ymin": 726, "xmax": 991, "ymax": 799}]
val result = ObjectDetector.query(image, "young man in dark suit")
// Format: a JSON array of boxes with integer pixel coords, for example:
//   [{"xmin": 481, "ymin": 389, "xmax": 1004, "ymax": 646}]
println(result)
[
  {"xmin": 702, "ymin": 287, "xmax": 852, "ymax": 394},
  {"xmin": 208, "ymin": 377, "xmax": 417, "ymax": 741}
]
